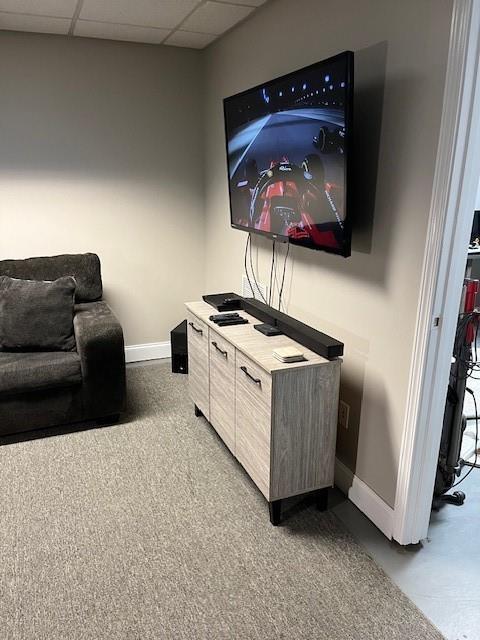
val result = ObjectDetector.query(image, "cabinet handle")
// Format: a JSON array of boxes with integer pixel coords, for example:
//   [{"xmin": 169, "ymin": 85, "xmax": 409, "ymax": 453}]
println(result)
[
  {"xmin": 212, "ymin": 341, "xmax": 227, "ymax": 358},
  {"xmin": 240, "ymin": 365, "xmax": 261, "ymax": 386},
  {"xmin": 188, "ymin": 321, "xmax": 203, "ymax": 335}
]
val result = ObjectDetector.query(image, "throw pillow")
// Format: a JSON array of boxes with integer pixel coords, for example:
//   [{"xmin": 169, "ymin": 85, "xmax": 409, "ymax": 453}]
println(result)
[{"xmin": 0, "ymin": 276, "xmax": 76, "ymax": 352}]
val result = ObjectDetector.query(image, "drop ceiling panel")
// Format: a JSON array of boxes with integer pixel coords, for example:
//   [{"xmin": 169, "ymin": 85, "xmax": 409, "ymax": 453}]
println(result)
[
  {"xmin": 79, "ymin": 0, "xmax": 201, "ymax": 29},
  {"xmin": 0, "ymin": 0, "xmax": 269, "ymax": 49},
  {"xmin": 74, "ymin": 20, "xmax": 170, "ymax": 44},
  {"xmin": 0, "ymin": 11, "xmax": 70, "ymax": 34},
  {"xmin": 164, "ymin": 30, "xmax": 216, "ymax": 49},
  {"xmin": 181, "ymin": 1, "xmax": 253, "ymax": 35},
  {"xmin": 0, "ymin": 0, "xmax": 77, "ymax": 18}
]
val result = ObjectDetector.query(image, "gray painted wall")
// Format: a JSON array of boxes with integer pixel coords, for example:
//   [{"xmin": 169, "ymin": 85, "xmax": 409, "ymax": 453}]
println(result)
[{"xmin": 0, "ymin": 32, "xmax": 204, "ymax": 346}]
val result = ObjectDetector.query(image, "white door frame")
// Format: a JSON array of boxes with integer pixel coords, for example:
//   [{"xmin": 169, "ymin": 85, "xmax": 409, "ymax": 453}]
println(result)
[{"xmin": 393, "ymin": 0, "xmax": 480, "ymax": 546}]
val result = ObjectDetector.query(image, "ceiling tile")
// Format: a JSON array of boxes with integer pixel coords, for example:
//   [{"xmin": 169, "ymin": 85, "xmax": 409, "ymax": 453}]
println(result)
[
  {"xmin": 164, "ymin": 30, "xmax": 217, "ymax": 49},
  {"xmin": 0, "ymin": 11, "xmax": 70, "ymax": 33},
  {"xmin": 0, "ymin": 0, "xmax": 77, "ymax": 18},
  {"xmin": 74, "ymin": 20, "xmax": 170, "ymax": 44},
  {"xmin": 214, "ymin": 0, "xmax": 266, "ymax": 6},
  {"xmin": 181, "ymin": 1, "xmax": 253, "ymax": 35},
  {"xmin": 79, "ymin": 0, "xmax": 201, "ymax": 30}
]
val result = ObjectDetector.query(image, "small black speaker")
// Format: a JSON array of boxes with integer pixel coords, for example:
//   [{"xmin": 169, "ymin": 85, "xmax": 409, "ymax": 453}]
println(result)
[{"xmin": 171, "ymin": 320, "xmax": 188, "ymax": 374}]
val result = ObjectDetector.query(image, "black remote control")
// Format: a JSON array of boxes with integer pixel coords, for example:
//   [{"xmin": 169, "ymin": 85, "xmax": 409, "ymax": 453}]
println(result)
[
  {"xmin": 216, "ymin": 318, "xmax": 248, "ymax": 327},
  {"xmin": 209, "ymin": 312, "xmax": 240, "ymax": 321}
]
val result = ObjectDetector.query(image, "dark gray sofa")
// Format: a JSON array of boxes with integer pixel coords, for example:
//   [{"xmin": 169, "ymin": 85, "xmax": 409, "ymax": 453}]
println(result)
[{"xmin": 0, "ymin": 253, "xmax": 126, "ymax": 437}]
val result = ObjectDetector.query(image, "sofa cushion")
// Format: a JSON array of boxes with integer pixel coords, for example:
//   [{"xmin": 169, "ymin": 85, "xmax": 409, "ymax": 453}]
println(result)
[
  {"xmin": 0, "ymin": 253, "xmax": 102, "ymax": 303},
  {"xmin": 0, "ymin": 276, "xmax": 76, "ymax": 352},
  {"xmin": 0, "ymin": 351, "xmax": 82, "ymax": 397}
]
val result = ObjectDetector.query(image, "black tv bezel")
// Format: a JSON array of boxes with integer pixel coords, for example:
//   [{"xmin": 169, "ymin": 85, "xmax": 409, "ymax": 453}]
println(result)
[{"xmin": 222, "ymin": 50, "xmax": 354, "ymax": 258}]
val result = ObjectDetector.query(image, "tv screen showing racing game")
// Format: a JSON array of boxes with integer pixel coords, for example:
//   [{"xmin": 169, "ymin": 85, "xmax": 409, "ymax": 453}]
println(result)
[{"xmin": 223, "ymin": 51, "xmax": 353, "ymax": 257}]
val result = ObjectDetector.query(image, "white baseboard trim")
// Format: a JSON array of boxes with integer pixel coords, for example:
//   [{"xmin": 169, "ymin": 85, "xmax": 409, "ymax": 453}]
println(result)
[
  {"xmin": 334, "ymin": 457, "xmax": 354, "ymax": 496},
  {"xmin": 348, "ymin": 475, "xmax": 394, "ymax": 540},
  {"xmin": 125, "ymin": 341, "xmax": 171, "ymax": 363}
]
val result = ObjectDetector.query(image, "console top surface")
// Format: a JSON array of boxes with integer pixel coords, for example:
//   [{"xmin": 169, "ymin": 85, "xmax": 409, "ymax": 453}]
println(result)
[{"xmin": 186, "ymin": 301, "xmax": 336, "ymax": 374}]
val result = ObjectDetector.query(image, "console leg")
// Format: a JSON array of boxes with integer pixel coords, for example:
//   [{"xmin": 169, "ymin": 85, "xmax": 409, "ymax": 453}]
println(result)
[
  {"xmin": 194, "ymin": 404, "xmax": 203, "ymax": 417},
  {"xmin": 269, "ymin": 499, "xmax": 282, "ymax": 526},
  {"xmin": 315, "ymin": 488, "xmax": 329, "ymax": 512}
]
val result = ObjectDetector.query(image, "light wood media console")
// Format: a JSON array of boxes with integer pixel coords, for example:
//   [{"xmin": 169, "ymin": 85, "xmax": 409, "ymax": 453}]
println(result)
[{"xmin": 185, "ymin": 300, "xmax": 341, "ymax": 524}]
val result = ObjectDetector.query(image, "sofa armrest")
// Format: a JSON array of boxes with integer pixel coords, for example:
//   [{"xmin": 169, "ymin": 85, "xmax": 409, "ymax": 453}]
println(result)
[{"xmin": 74, "ymin": 301, "xmax": 126, "ymax": 418}]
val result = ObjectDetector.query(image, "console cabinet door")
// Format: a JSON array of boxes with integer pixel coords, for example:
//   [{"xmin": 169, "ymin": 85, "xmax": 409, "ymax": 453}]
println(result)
[
  {"xmin": 186, "ymin": 312, "xmax": 210, "ymax": 420},
  {"xmin": 209, "ymin": 330, "xmax": 235, "ymax": 454},
  {"xmin": 235, "ymin": 351, "xmax": 272, "ymax": 499}
]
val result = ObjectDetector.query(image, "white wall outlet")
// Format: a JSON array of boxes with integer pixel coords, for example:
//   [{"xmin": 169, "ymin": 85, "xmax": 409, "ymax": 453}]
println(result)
[{"xmin": 339, "ymin": 401, "xmax": 350, "ymax": 430}]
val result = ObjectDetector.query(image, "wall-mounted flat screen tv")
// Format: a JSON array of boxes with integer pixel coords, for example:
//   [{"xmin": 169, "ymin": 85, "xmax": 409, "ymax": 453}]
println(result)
[{"xmin": 223, "ymin": 51, "xmax": 354, "ymax": 257}]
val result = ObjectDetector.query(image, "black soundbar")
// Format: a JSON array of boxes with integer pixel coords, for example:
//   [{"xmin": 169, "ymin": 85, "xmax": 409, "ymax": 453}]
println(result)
[{"xmin": 240, "ymin": 298, "xmax": 343, "ymax": 360}]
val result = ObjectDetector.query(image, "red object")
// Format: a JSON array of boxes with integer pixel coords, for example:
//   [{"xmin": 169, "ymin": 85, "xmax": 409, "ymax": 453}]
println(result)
[
  {"xmin": 255, "ymin": 159, "xmax": 341, "ymax": 250},
  {"xmin": 464, "ymin": 279, "xmax": 479, "ymax": 344},
  {"xmin": 464, "ymin": 279, "xmax": 479, "ymax": 313}
]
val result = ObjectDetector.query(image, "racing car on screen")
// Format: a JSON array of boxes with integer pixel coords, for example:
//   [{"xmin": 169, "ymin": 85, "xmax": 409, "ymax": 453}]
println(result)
[{"xmin": 234, "ymin": 155, "xmax": 344, "ymax": 250}]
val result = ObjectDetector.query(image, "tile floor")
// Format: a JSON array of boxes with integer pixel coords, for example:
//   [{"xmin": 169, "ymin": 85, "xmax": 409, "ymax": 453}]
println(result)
[{"xmin": 332, "ymin": 469, "xmax": 480, "ymax": 640}]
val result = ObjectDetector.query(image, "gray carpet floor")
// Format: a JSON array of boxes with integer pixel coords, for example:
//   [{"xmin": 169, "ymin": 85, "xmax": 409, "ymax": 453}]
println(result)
[{"xmin": 0, "ymin": 361, "xmax": 444, "ymax": 640}]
